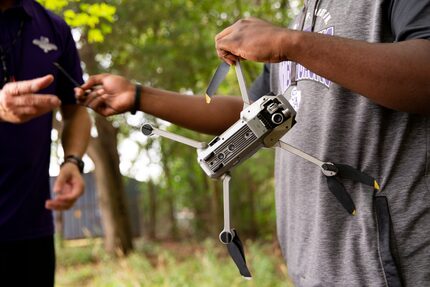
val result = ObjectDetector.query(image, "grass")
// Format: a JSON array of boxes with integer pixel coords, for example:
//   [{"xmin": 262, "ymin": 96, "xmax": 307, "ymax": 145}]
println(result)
[{"xmin": 55, "ymin": 238, "xmax": 294, "ymax": 287}]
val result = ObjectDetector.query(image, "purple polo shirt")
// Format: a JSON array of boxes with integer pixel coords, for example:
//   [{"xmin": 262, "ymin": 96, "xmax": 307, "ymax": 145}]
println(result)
[{"xmin": 0, "ymin": 0, "xmax": 83, "ymax": 241}]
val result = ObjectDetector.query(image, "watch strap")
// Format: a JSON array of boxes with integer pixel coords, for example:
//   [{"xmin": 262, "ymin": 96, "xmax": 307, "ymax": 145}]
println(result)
[
  {"xmin": 131, "ymin": 83, "xmax": 142, "ymax": 115},
  {"xmin": 61, "ymin": 155, "xmax": 84, "ymax": 173}
]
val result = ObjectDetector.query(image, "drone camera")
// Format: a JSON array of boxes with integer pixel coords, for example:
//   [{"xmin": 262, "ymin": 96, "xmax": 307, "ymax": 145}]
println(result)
[{"xmin": 271, "ymin": 113, "xmax": 284, "ymax": 125}]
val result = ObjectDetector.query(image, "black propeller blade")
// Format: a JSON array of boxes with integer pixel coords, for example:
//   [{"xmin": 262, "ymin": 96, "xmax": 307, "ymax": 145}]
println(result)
[
  {"xmin": 205, "ymin": 62, "xmax": 230, "ymax": 103},
  {"xmin": 322, "ymin": 163, "xmax": 380, "ymax": 215},
  {"xmin": 335, "ymin": 163, "xmax": 376, "ymax": 188},
  {"xmin": 325, "ymin": 176, "xmax": 356, "ymax": 215},
  {"xmin": 226, "ymin": 229, "xmax": 252, "ymax": 279}
]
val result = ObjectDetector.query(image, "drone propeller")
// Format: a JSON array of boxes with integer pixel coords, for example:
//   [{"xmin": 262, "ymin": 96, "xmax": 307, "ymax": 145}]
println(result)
[
  {"xmin": 205, "ymin": 61, "xmax": 251, "ymax": 107},
  {"xmin": 325, "ymin": 174, "xmax": 356, "ymax": 215},
  {"xmin": 226, "ymin": 229, "xmax": 252, "ymax": 279},
  {"xmin": 324, "ymin": 162, "xmax": 379, "ymax": 215},
  {"xmin": 278, "ymin": 141, "xmax": 379, "ymax": 215},
  {"xmin": 333, "ymin": 163, "xmax": 379, "ymax": 190},
  {"xmin": 205, "ymin": 62, "xmax": 230, "ymax": 103}
]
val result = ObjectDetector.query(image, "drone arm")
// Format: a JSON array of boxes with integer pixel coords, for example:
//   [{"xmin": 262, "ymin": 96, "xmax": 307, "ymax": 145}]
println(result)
[
  {"xmin": 141, "ymin": 124, "xmax": 207, "ymax": 150},
  {"xmin": 222, "ymin": 173, "xmax": 232, "ymax": 234},
  {"xmin": 277, "ymin": 140, "xmax": 325, "ymax": 168}
]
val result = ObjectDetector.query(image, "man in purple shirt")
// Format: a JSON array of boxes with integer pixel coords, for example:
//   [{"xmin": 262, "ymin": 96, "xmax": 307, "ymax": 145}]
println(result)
[{"xmin": 0, "ymin": 0, "xmax": 91, "ymax": 285}]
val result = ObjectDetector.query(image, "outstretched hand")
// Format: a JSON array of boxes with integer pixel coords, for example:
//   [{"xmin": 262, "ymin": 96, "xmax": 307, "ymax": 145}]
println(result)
[
  {"xmin": 215, "ymin": 17, "xmax": 290, "ymax": 65},
  {"xmin": 46, "ymin": 163, "xmax": 85, "ymax": 211},
  {"xmin": 75, "ymin": 74, "xmax": 136, "ymax": 116},
  {"xmin": 0, "ymin": 75, "xmax": 61, "ymax": 123}
]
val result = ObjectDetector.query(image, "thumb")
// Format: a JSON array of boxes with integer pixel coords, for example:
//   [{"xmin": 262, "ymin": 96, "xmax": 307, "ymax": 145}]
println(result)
[
  {"xmin": 53, "ymin": 172, "xmax": 67, "ymax": 194},
  {"xmin": 80, "ymin": 74, "xmax": 107, "ymax": 90},
  {"xmin": 32, "ymin": 75, "xmax": 55, "ymax": 92}
]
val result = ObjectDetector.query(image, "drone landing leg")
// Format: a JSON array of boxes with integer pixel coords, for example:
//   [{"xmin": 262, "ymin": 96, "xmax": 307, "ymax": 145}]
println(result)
[{"xmin": 219, "ymin": 173, "xmax": 252, "ymax": 279}]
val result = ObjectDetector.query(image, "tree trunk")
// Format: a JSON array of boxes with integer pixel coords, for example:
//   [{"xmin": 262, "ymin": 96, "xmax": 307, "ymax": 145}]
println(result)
[
  {"xmin": 87, "ymin": 114, "xmax": 134, "ymax": 255},
  {"xmin": 80, "ymin": 41, "xmax": 134, "ymax": 255},
  {"xmin": 208, "ymin": 177, "xmax": 222, "ymax": 238},
  {"xmin": 163, "ymin": 161, "xmax": 179, "ymax": 240},
  {"xmin": 147, "ymin": 180, "xmax": 157, "ymax": 240},
  {"xmin": 159, "ymin": 142, "xmax": 178, "ymax": 240}
]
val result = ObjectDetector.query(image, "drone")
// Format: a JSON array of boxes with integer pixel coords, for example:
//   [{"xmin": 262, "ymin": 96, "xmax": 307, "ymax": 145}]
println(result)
[{"xmin": 141, "ymin": 61, "xmax": 379, "ymax": 279}]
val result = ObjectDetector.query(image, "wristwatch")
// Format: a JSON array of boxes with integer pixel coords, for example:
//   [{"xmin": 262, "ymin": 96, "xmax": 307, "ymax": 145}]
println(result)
[{"xmin": 61, "ymin": 155, "xmax": 84, "ymax": 173}]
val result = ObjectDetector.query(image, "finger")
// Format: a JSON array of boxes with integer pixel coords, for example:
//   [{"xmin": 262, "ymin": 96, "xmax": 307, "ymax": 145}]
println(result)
[
  {"xmin": 45, "ymin": 183, "xmax": 83, "ymax": 211},
  {"xmin": 75, "ymin": 88, "xmax": 89, "ymax": 103},
  {"xmin": 76, "ymin": 89, "xmax": 90, "ymax": 104},
  {"xmin": 56, "ymin": 180, "xmax": 84, "ymax": 202},
  {"xmin": 45, "ymin": 199, "xmax": 72, "ymax": 210},
  {"xmin": 74, "ymin": 87, "xmax": 85, "ymax": 97},
  {"xmin": 82, "ymin": 88, "xmax": 106, "ymax": 107},
  {"xmin": 75, "ymin": 86, "xmax": 103, "ymax": 101},
  {"xmin": 217, "ymin": 48, "xmax": 239, "ymax": 65},
  {"xmin": 53, "ymin": 173, "xmax": 67, "ymax": 194},
  {"xmin": 80, "ymin": 74, "xmax": 108, "ymax": 90},
  {"xmin": 3, "ymin": 75, "xmax": 54, "ymax": 96},
  {"xmin": 13, "ymin": 94, "xmax": 61, "ymax": 109},
  {"xmin": 85, "ymin": 94, "xmax": 117, "ymax": 116},
  {"xmin": 80, "ymin": 87, "xmax": 103, "ymax": 105},
  {"xmin": 215, "ymin": 25, "xmax": 235, "ymax": 42},
  {"xmin": 51, "ymin": 194, "xmax": 77, "ymax": 205}
]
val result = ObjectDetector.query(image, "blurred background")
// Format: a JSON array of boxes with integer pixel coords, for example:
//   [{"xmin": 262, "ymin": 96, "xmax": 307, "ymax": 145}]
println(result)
[{"xmin": 40, "ymin": 0, "xmax": 302, "ymax": 286}]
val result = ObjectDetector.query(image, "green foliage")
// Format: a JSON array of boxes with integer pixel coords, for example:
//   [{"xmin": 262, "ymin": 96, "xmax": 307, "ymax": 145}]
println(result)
[{"xmin": 37, "ymin": 0, "xmax": 116, "ymax": 43}]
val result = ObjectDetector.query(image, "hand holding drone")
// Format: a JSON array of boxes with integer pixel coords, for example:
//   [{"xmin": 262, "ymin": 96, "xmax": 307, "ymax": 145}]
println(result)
[{"xmin": 141, "ymin": 61, "xmax": 379, "ymax": 278}]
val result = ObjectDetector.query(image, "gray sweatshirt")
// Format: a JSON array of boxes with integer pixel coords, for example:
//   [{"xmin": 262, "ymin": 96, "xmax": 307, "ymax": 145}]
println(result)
[{"xmin": 249, "ymin": 0, "xmax": 430, "ymax": 286}]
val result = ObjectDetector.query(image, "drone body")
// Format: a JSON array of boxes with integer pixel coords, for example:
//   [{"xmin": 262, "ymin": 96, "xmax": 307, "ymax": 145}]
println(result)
[{"xmin": 198, "ymin": 91, "xmax": 296, "ymax": 179}]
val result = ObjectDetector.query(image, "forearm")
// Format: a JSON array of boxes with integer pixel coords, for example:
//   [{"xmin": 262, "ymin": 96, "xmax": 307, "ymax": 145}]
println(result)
[
  {"xmin": 140, "ymin": 86, "xmax": 243, "ymax": 135},
  {"xmin": 61, "ymin": 105, "xmax": 91, "ymax": 157},
  {"xmin": 284, "ymin": 31, "xmax": 430, "ymax": 114}
]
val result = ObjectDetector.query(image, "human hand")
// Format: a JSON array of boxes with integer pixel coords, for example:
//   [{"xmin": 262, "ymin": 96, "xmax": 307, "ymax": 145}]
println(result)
[
  {"xmin": 0, "ymin": 75, "xmax": 61, "ymax": 123},
  {"xmin": 215, "ymin": 17, "xmax": 290, "ymax": 65},
  {"xmin": 75, "ymin": 74, "xmax": 135, "ymax": 116},
  {"xmin": 46, "ymin": 163, "xmax": 85, "ymax": 210}
]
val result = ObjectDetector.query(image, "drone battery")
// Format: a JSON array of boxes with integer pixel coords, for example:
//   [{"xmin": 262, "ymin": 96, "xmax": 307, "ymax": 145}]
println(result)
[{"xmin": 198, "ymin": 122, "xmax": 261, "ymax": 178}]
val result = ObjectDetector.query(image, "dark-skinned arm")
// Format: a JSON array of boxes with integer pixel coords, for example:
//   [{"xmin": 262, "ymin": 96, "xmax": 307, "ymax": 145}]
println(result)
[
  {"xmin": 216, "ymin": 18, "xmax": 430, "ymax": 115},
  {"xmin": 287, "ymin": 33, "xmax": 430, "ymax": 114},
  {"xmin": 140, "ymin": 86, "xmax": 243, "ymax": 135},
  {"xmin": 76, "ymin": 74, "xmax": 243, "ymax": 135}
]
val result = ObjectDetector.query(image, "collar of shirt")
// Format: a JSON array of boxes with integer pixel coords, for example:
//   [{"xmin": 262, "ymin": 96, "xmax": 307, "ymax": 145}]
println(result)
[{"xmin": 0, "ymin": 0, "xmax": 34, "ymax": 19}]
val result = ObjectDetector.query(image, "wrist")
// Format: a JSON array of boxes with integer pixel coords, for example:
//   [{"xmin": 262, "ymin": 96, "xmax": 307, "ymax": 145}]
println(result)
[
  {"xmin": 61, "ymin": 155, "xmax": 84, "ymax": 173},
  {"xmin": 278, "ymin": 29, "xmax": 301, "ymax": 62}
]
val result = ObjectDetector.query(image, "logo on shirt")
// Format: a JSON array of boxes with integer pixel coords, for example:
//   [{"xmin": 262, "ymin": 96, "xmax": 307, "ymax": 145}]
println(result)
[{"xmin": 32, "ymin": 37, "xmax": 58, "ymax": 53}]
